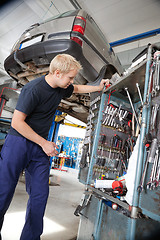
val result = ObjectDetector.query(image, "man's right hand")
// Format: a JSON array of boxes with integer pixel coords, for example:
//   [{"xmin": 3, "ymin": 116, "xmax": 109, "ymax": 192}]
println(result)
[
  {"xmin": 42, "ymin": 141, "xmax": 59, "ymax": 157},
  {"xmin": 11, "ymin": 110, "xmax": 59, "ymax": 157}
]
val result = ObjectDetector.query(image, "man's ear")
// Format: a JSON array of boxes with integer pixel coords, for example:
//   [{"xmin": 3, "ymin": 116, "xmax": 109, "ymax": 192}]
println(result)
[{"xmin": 55, "ymin": 69, "xmax": 61, "ymax": 78}]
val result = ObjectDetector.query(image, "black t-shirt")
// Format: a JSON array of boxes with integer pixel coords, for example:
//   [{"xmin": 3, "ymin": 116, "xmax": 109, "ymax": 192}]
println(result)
[{"xmin": 9, "ymin": 75, "xmax": 74, "ymax": 139}]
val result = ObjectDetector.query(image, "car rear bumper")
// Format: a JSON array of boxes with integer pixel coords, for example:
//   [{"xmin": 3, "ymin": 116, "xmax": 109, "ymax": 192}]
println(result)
[{"xmin": 4, "ymin": 39, "xmax": 97, "ymax": 80}]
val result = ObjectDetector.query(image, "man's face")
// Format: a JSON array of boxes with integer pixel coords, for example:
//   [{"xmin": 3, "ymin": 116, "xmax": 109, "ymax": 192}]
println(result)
[{"xmin": 56, "ymin": 69, "xmax": 78, "ymax": 88}]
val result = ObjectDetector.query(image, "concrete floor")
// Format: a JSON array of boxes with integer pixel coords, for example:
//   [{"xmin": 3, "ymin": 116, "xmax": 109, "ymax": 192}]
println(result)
[{"xmin": 1, "ymin": 169, "xmax": 85, "ymax": 240}]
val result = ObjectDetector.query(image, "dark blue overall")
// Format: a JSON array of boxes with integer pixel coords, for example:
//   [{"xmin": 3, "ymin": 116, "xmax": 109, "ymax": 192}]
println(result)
[
  {"xmin": 0, "ymin": 134, "xmax": 50, "ymax": 240},
  {"xmin": 0, "ymin": 75, "xmax": 73, "ymax": 240}
]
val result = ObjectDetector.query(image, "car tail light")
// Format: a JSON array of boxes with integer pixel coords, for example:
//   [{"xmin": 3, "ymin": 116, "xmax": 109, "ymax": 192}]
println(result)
[{"xmin": 71, "ymin": 16, "xmax": 86, "ymax": 46}]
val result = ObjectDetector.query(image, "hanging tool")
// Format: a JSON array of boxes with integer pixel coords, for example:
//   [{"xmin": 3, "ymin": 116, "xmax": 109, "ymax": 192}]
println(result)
[
  {"xmin": 96, "ymin": 134, "xmax": 106, "ymax": 166},
  {"xmin": 137, "ymin": 149, "xmax": 150, "ymax": 192},
  {"xmin": 148, "ymin": 138, "xmax": 158, "ymax": 163},
  {"xmin": 150, "ymin": 104, "xmax": 159, "ymax": 131},
  {"xmin": 135, "ymin": 108, "xmax": 142, "ymax": 137},
  {"xmin": 138, "ymin": 133, "xmax": 153, "ymax": 192},
  {"xmin": 152, "ymin": 54, "xmax": 160, "ymax": 96},
  {"xmin": 108, "ymin": 107, "xmax": 118, "ymax": 126},
  {"xmin": 146, "ymin": 64, "xmax": 154, "ymax": 103},
  {"xmin": 100, "ymin": 134, "xmax": 106, "ymax": 157},
  {"xmin": 155, "ymin": 159, "xmax": 160, "ymax": 188},
  {"xmin": 108, "ymin": 135, "xmax": 116, "ymax": 159},
  {"xmin": 102, "ymin": 105, "xmax": 111, "ymax": 125},
  {"xmin": 146, "ymin": 138, "xmax": 159, "ymax": 189},
  {"xmin": 147, "ymin": 149, "xmax": 159, "ymax": 190},
  {"xmin": 136, "ymin": 83, "xmax": 143, "ymax": 107},
  {"xmin": 90, "ymin": 96, "xmax": 101, "ymax": 106},
  {"xmin": 125, "ymin": 87, "xmax": 141, "ymax": 130}
]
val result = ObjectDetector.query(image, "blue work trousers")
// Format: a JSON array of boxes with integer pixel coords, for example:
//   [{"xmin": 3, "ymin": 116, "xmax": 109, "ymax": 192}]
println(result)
[{"xmin": 0, "ymin": 134, "xmax": 50, "ymax": 240}]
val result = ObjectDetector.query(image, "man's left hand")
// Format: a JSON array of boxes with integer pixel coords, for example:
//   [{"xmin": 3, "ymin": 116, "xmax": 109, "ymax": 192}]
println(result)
[{"xmin": 99, "ymin": 79, "xmax": 110, "ymax": 91}]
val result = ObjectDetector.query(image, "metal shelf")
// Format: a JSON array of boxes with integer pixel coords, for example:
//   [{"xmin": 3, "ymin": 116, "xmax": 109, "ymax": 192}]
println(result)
[
  {"xmin": 87, "ymin": 185, "xmax": 129, "ymax": 210},
  {"xmin": 105, "ymin": 60, "xmax": 147, "ymax": 103}
]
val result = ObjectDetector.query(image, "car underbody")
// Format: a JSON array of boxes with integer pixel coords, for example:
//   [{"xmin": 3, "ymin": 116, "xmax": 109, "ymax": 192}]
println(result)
[{"xmin": 6, "ymin": 60, "xmax": 90, "ymax": 123}]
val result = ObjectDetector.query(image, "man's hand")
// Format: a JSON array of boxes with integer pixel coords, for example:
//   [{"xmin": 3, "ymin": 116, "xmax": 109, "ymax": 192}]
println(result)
[
  {"xmin": 42, "ymin": 140, "xmax": 59, "ymax": 157},
  {"xmin": 99, "ymin": 79, "xmax": 110, "ymax": 91},
  {"xmin": 73, "ymin": 78, "xmax": 110, "ymax": 93}
]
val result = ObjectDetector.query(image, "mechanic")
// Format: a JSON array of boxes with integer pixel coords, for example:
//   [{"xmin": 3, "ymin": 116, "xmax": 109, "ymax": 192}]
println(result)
[{"xmin": 0, "ymin": 54, "xmax": 109, "ymax": 240}]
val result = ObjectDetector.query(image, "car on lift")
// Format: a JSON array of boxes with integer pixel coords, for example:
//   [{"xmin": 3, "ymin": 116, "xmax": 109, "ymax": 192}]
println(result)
[{"xmin": 4, "ymin": 9, "xmax": 124, "ymax": 123}]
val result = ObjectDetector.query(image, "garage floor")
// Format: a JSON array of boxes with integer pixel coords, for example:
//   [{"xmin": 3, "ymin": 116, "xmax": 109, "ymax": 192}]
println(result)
[{"xmin": 1, "ymin": 169, "xmax": 84, "ymax": 240}]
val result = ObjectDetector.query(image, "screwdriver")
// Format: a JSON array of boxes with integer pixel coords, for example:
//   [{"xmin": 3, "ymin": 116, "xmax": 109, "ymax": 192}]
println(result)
[
  {"xmin": 109, "ymin": 136, "xmax": 115, "ymax": 159},
  {"xmin": 97, "ymin": 134, "xmax": 106, "ymax": 166}
]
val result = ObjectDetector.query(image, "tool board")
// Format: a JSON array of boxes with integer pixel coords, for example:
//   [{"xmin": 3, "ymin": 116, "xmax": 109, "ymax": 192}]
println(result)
[{"xmin": 77, "ymin": 45, "xmax": 160, "ymax": 239}]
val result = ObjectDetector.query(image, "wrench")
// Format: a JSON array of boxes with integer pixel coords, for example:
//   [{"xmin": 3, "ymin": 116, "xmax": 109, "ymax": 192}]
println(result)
[
  {"xmin": 136, "ymin": 83, "xmax": 143, "ymax": 107},
  {"xmin": 147, "ymin": 147, "xmax": 159, "ymax": 190},
  {"xmin": 102, "ymin": 106, "xmax": 111, "ymax": 125},
  {"xmin": 151, "ymin": 149, "xmax": 159, "ymax": 189},
  {"xmin": 137, "ymin": 149, "xmax": 150, "ymax": 192},
  {"xmin": 150, "ymin": 104, "xmax": 159, "ymax": 131},
  {"xmin": 152, "ymin": 61, "xmax": 157, "ymax": 97},
  {"xmin": 125, "ymin": 87, "xmax": 141, "ymax": 129},
  {"xmin": 155, "ymin": 156, "xmax": 160, "ymax": 188},
  {"xmin": 148, "ymin": 138, "xmax": 158, "ymax": 163},
  {"xmin": 152, "ymin": 55, "xmax": 160, "ymax": 97},
  {"xmin": 108, "ymin": 107, "xmax": 118, "ymax": 126},
  {"xmin": 155, "ymin": 56, "xmax": 160, "ymax": 91},
  {"xmin": 147, "ymin": 66, "xmax": 154, "ymax": 103}
]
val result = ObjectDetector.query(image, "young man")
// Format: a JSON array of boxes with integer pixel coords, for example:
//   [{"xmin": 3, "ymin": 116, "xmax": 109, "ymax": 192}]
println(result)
[{"xmin": 0, "ymin": 54, "xmax": 109, "ymax": 240}]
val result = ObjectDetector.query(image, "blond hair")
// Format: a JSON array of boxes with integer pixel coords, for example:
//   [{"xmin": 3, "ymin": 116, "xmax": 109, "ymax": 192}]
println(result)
[{"xmin": 49, "ymin": 54, "xmax": 82, "ymax": 74}]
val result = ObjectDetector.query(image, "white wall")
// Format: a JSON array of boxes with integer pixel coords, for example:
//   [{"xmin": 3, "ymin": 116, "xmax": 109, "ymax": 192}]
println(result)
[
  {"xmin": 58, "ymin": 115, "xmax": 86, "ymax": 138},
  {"xmin": 58, "ymin": 124, "xmax": 86, "ymax": 138}
]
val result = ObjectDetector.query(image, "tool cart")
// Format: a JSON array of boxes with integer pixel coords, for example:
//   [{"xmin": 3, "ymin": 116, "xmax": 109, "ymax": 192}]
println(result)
[{"xmin": 76, "ymin": 44, "xmax": 160, "ymax": 240}]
